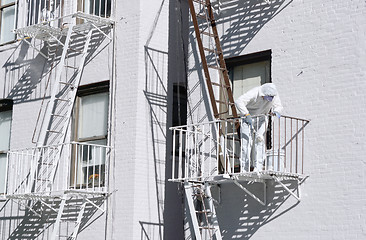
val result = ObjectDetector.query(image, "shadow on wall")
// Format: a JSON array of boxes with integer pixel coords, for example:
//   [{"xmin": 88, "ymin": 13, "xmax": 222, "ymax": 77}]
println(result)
[
  {"xmin": 212, "ymin": 180, "xmax": 300, "ymax": 239},
  {"xmin": 2, "ymin": 28, "xmax": 111, "ymax": 104},
  {"xmin": 0, "ymin": 196, "xmax": 106, "ymax": 239},
  {"xmin": 143, "ymin": 46, "xmax": 168, "ymax": 240},
  {"xmin": 216, "ymin": 0, "xmax": 293, "ymax": 58},
  {"xmin": 2, "ymin": 40, "xmax": 53, "ymax": 103}
]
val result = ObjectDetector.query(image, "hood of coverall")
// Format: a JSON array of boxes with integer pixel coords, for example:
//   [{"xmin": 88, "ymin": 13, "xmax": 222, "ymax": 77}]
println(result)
[{"xmin": 260, "ymin": 83, "xmax": 278, "ymax": 96}]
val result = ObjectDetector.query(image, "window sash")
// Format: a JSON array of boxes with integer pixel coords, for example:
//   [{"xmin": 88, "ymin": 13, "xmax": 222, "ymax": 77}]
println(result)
[
  {"xmin": 77, "ymin": 92, "xmax": 109, "ymax": 141},
  {"xmin": 0, "ymin": 2, "xmax": 16, "ymax": 44},
  {"xmin": 0, "ymin": 110, "xmax": 12, "ymax": 151},
  {"xmin": 71, "ymin": 90, "xmax": 109, "ymax": 187}
]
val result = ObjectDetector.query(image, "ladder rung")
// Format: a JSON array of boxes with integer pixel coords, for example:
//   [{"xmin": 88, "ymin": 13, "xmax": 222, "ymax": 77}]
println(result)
[
  {"xmin": 55, "ymin": 98, "xmax": 71, "ymax": 102},
  {"xmin": 59, "ymin": 81, "xmax": 75, "ymax": 87},
  {"xmin": 215, "ymin": 100, "xmax": 234, "ymax": 105},
  {"xmin": 68, "ymin": 47, "xmax": 83, "ymax": 53},
  {"xmin": 208, "ymin": 65, "xmax": 225, "ymax": 71},
  {"xmin": 196, "ymin": 14, "xmax": 209, "ymax": 20},
  {"xmin": 47, "ymin": 130, "xmax": 63, "ymax": 134},
  {"xmin": 192, "ymin": 0, "xmax": 207, "ymax": 5},
  {"xmin": 196, "ymin": 210, "xmax": 212, "ymax": 213},
  {"xmin": 201, "ymin": 31, "xmax": 215, "ymax": 37},
  {"xmin": 51, "ymin": 114, "xmax": 68, "ymax": 118},
  {"xmin": 64, "ymin": 65, "xmax": 79, "ymax": 70},
  {"xmin": 217, "ymin": 110, "xmax": 229, "ymax": 115},
  {"xmin": 203, "ymin": 47, "xmax": 216, "ymax": 53},
  {"xmin": 60, "ymin": 218, "xmax": 76, "ymax": 222},
  {"xmin": 37, "ymin": 178, "xmax": 51, "ymax": 181},
  {"xmin": 199, "ymin": 226, "xmax": 216, "ymax": 230},
  {"xmin": 40, "ymin": 162, "xmax": 54, "ymax": 166},
  {"xmin": 211, "ymin": 82, "xmax": 230, "ymax": 88}
]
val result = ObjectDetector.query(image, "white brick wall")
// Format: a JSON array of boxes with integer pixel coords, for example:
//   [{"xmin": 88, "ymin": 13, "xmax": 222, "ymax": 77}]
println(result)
[
  {"xmin": 187, "ymin": 0, "xmax": 366, "ymax": 239},
  {"xmin": 1, "ymin": 0, "xmax": 364, "ymax": 239}
]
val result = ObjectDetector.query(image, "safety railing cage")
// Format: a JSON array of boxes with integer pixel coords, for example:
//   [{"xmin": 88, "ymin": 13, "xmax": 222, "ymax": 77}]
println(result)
[
  {"xmin": 2, "ymin": 142, "xmax": 111, "ymax": 197},
  {"xmin": 170, "ymin": 115, "xmax": 310, "ymax": 182},
  {"xmin": 16, "ymin": 0, "xmax": 112, "ymax": 29}
]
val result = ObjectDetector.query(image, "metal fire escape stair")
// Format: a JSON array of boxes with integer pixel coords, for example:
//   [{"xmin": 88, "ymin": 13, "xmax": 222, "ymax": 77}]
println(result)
[
  {"xmin": 185, "ymin": 182, "xmax": 222, "ymax": 240},
  {"xmin": 51, "ymin": 194, "xmax": 87, "ymax": 240},
  {"xmin": 188, "ymin": 0, "xmax": 238, "ymax": 120},
  {"xmin": 9, "ymin": 13, "xmax": 114, "ymax": 240},
  {"xmin": 32, "ymin": 23, "xmax": 94, "ymax": 194}
]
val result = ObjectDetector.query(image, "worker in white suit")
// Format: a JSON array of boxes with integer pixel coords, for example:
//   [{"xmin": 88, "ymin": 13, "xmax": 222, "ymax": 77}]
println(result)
[{"xmin": 235, "ymin": 83, "xmax": 283, "ymax": 172}]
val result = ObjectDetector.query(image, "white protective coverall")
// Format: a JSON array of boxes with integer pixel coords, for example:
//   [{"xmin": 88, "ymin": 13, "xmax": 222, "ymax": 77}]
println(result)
[{"xmin": 235, "ymin": 83, "xmax": 283, "ymax": 172}]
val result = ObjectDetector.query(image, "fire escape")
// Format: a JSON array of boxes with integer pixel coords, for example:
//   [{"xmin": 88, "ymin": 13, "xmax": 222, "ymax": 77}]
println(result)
[
  {"xmin": 2, "ymin": 1, "xmax": 113, "ymax": 239},
  {"xmin": 171, "ymin": 0, "xmax": 310, "ymax": 239}
]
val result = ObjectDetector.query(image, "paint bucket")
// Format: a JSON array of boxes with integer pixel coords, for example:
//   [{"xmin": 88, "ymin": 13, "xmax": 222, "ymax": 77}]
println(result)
[{"xmin": 266, "ymin": 150, "xmax": 285, "ymax": 172}]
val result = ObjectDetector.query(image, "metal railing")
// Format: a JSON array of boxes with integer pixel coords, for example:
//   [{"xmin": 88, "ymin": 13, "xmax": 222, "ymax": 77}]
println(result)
[
  {"xmin": 170, "ymin": 115, "xmax": 310, "ymax": 182},
  {"xmin": 17, "ymin": 0, "xmax": 112, "ymax": 28},
  {"xmin": 3, "ymin": 142, "xmax": 111, "ymax": 197}
]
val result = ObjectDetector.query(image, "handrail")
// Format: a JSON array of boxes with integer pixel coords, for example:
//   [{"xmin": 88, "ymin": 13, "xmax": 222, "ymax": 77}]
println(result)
[
  {"xmin": 4, "ymin": 142, "xmax": 111, "ymax": 197},
  {"xmin": 170, "ymin": 115, "xmax": 310, "ymax": 182}
]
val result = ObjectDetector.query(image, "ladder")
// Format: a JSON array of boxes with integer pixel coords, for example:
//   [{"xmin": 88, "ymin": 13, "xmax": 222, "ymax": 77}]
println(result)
[
  {"xmin": 30, "ymin": 22, "xmax": 94, "ymax": 194},
  {"xmin": 185, "ymin": 182, "xmax": 222, "ymax": 240},
  {"xmin": 50, "ymin": 194, "xmax": 87, "ymax": 240},
  {"xmin": 188, "ymin": 0, "xmax": 238, "ymax": 120}
]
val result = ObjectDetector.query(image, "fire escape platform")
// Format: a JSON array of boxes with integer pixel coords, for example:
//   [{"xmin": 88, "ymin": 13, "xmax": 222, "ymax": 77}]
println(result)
[
  {"xmin": 210, "ymin": 170, "xmax": 308, "ymax": 184},
  {"xmin": 4, "ymin": 189, "xmax": 109, "ymax": 200},
  {"xmin": 14, "ymin": 12, "xmax": 114, "ymax": 42}
]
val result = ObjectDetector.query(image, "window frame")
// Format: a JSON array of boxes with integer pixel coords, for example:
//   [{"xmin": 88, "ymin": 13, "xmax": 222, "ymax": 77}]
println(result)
[
  {"xmin": 225, "ymin": 50, "xmax": 273, "ymax": 150},
  {"xmin": 70, "ymin": 81, "xmax": 110, "ymax": 188},
  {"xmin": 0, "ymin": 99, "xmax": 13, "ymax": 194},
  {"xmin": 0, "ymin": 0, "xmax": 17, "ymax": 45}
]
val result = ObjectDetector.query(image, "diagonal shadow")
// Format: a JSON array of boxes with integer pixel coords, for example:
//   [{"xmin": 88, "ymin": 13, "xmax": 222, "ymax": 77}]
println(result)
[
  {"xmin": 2, "ymin": 26, "xmax": 111, "ymax": 105},
  {"xmin": 4, "ymin": 196, "xmax": 106, "ymax": 239},
  {"xmin": 143, "ymin": 45, "xmax": 168, "ymax": 240},
  {"xmin": 213, "ymin": 178, "xmax": 303, "ymax": 239},
  {"xmin": 216, "ymin": 0, "xmax": 293, "ymax": 58}
]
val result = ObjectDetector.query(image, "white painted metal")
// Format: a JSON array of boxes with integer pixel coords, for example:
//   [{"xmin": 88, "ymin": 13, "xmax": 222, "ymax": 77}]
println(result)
[
  {"xmin": 5, "ymin": 142, "xmax": 110, "ymax": 196},
  {"xmin": 51, "ymin": 194, "xmax": 67, "ymax": 240},
  {"xmin": 272, "ymin": 176, "xmax": 301, "ymax": 202},
  {"xmin": 204, "ymin": 183, "xmax": 222, "ymax": 240},
  {"xmin": 184, "ymin": 182, "xmax": 202, "ymax": 240},
  {"xmin": 70, "ymin": 199, "xmax": 87, "ymax": 240},
  {"xmin": 170, "ymin": 115, "xmax": 309, "ymax": 183},
  {"xmin": 233, "ymin": 177, "xmax": 266, "ymax": 206},
  {"xmin": 184, "ymin": 182, "xmax": 222, "ymax": 240}
]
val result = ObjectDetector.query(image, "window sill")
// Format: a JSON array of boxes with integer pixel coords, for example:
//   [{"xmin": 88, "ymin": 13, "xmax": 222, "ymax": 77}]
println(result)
[{"xmin": 0, "ymin": 40, "xmax": 18, "ymax": 52}]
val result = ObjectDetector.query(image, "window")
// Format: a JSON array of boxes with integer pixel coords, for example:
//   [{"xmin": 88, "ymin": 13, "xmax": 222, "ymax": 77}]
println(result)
[
  {"xmin": 0, "ymin": 0, "xmax": 16, "ymax": 44},
  {"xmin": 78, "ymin": 0, "xmax": 111, "ymax": 17},
  {"xmin": 227, "ymin": 50, "xmax": 272, "ymax": 100},
  {"xmin": 71, "ymin": 81, "xmax": 109, "ymax": 188},
  {"xmin": 0, "ymin": 99, "xmax": 13, "ymax": 193},
  {"xmin": 225, "ymin": 51, "xmax": 273, "ymax": 171}
]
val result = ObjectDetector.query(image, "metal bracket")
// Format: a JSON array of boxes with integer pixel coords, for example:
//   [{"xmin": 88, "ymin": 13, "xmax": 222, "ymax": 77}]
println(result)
[
  {"xmin": 20, "ymin": 36, "xmax": 49, "ymax": 59},
  {"xmin": 12, "ymin": 199, "xmax": 41, "ymax": 217},
  {"xmin": 233, "ymin": 177, "xmax": 266, "ymax": 206},
  {"xmin": 271, "ymin": 176, "xmax": 307, "ymax": 202}
]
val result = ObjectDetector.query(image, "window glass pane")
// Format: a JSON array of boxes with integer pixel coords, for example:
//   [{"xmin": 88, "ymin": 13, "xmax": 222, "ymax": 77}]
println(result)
[
  {"xmin": 75, "ymin": 140, "xmax": 107, "ymax": 185},
  {"xmin": 0, "ymin": 5, "xmax": 16, "ymax": 44},
  {"xmin": 83, "ymin": 0, "xmax": 111, "ymax": 17},
  {"xmin": 78, "ymin": 92, "xmax": 109, "ymax": 139},
  {"xmin": 2, "ymin": 0, "xmax": 15, "ymax": 5},
  {"xmin": 232, "ymin": 61, "xmax": 270, "ymax": 100},
  {"xmin": 0, "ymin": 110, "xmax": 12, "ymax": 151},
  {"xmin": 0, "ymin": 154, "xmax": 7, "ymax": 193}
]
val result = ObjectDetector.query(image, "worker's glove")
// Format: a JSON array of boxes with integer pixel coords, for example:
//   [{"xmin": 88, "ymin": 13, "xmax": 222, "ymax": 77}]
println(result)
[
  {"xmin": 273, "ymin": 111, "xmax": 281, "ymax": 119},
  {"xmin": 243, "ymin": 114, "xmax": 253, "ymax": 126}
]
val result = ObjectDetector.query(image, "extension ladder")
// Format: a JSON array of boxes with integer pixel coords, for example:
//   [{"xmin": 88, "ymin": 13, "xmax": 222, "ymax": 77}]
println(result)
[
  {"xmin": 188, "ymin": 0, "xmax": 238, "ymax": 120},
  {"xmin": 185, "ymin": 182, "xmax": 222, "ymax": 240}
]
